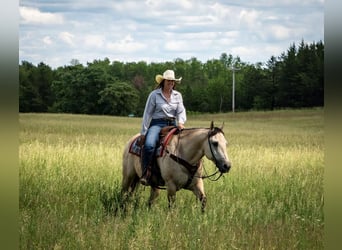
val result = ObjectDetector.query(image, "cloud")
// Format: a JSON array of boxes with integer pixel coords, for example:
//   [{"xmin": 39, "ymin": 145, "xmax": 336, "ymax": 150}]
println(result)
[
  {"xmin": 19, "ymin": 0, "xmax": 324, "ymax": 68},
  {"xmin": 106, "ymin": 35, "xmax": 146, "ymax": 53},
  {"xmin": 43, "ymin": 36, "xmax": 53, "ymax": 45},
  {"xmin": 239, "ymin": 9, "xmax": 261, "ymax": 28},
  {"xmin": 19, "ymin": 6, "xmax": 64, "ymax": 25},
  {"xmin": 59, "ymin": 32, "xmax": 75, "ymax": 46},
  {"xmin": 268, "ymin": 25, "xmax": 292, "ymax": 41},
  {"xmin": 83, "ymin": 35, "xmax": 105, "ymax": 48}
]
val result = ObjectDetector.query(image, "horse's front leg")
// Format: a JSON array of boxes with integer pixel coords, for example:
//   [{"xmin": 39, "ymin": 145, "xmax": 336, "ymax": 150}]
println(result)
[
  {"xmin": 192, "ymin": 178, "xmax": 207, "ymax": 212},
  {"xmin": 166, "ymin": 182, "xmax": 177, "ymax": 209},
  {"xmin": 148, "ymin": 187, "xmax": 160, "ymax": 207}
]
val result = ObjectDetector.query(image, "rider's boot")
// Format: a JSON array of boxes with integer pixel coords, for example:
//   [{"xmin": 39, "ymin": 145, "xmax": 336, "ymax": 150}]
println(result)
[
  {"xmin": 140, "ymin": 165, "xmax": 151, "ymax": 186},
  {"xmin": 140, "ymin": 150, "xmax": 152, "ymax": 186}
]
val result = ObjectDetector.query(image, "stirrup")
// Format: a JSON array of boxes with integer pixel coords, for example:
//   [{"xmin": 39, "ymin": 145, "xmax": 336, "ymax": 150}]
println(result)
[
  {"xmin": 140, "ymin": 173, "xmax": 150, "ymax": 186},
  {"xmin": 140, "ymin": 167, "xmax": 151, "ymax": 186},
  {"xmin": 140, "ymin": 177, "xmax": 149, "ymax": 186}
]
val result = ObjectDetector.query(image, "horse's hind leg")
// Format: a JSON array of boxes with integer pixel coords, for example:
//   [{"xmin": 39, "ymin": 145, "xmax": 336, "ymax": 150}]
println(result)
[
  {"xmin": 121, "ymin": 155, "xmax": 140, "ymax": 205},
  {"xmin": 121, "ymin": 171, "xmax": 139, "ymax": 196},
  {"xmin": 120, "ymin": 172, "xmax": 139, "ymax": 212},
  {"xmin": 122, "ymin": 150, "xmax": 140, "ymax": 190}
]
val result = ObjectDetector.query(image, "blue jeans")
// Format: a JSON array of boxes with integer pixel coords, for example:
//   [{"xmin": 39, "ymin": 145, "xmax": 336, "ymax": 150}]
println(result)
[{"xmin": 142, "ymin": 119, "xmax": 176, "ymax": 172}]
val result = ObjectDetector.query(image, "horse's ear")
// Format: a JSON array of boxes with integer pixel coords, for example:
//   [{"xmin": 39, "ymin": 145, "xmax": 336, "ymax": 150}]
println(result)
[
  {"xmin": 210, "ymin": 121, "xmax": 214, "ymax": 130},
  {"xmin": 220, "ymin": 122, "xmax": 225, "ymax": 130}
]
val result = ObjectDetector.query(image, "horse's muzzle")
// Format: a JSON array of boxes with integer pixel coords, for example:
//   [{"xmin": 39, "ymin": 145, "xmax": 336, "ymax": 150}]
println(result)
[{"xmin": 218, "ymin": 161, "xmax": 231, "ymax": 173}]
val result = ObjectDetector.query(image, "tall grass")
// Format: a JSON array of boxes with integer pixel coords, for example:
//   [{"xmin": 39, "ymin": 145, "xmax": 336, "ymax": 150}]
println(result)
[{"xmin": 19, "ymin": 109, "xmax": 324, "ymax": 249}]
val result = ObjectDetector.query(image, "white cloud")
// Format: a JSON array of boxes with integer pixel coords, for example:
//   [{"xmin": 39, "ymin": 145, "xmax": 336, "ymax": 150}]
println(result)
[
  {"xmin": 164, "ymin": 41, "xmax": 188, "ymax": 51},
  {"xmin": 106, "ymin": 35, "xmax": 146, "ymax": 53},
  {"xmin": 268, "ymin": 25, "xmax": 292, "ymax": 41},
  {"xmin": 59, "ymin": 32, "xmax": 75, "ymax": 46},
  {"xmin": 84, "ymin": 35, "xmax": 105, "ymax": 48},
  {"xmin": 178, "ymin": 0, "xmax": 193, "ymax": 9},
  {"xmin": 232, "ymin": 46, "xmax": 255, "ymax": 57},
  {"xmin": 43, "ymin": 36, "xmax": 53, "ymax": 45},
  {"xmin": 19, "ymin": 0, "xmax": 324, "ymax": 68},
  {"xmin": 239, "ymin": 9, "xmax": 261, "ymax": 28},
  {"xmin": 19, "ymin": 6, "xmax": 64, "ymax": 25}
]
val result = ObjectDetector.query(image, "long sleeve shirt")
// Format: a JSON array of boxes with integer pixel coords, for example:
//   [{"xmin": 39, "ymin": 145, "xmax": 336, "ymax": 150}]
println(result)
[{"xmin": 140, "ymin": 88, "xmax": 186, "ymax": 135}]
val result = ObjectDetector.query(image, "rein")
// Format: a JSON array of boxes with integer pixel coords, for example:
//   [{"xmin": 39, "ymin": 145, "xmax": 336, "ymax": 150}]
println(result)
[{"xmin": 200, "ymin": 166, "xmax": 223, "ymax": 181}]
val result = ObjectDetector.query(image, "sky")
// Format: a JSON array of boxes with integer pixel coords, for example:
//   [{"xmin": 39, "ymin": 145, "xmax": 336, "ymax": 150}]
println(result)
[{"xmin": 19, "ymin": 0, "xmax": 324, "ymax": 69}]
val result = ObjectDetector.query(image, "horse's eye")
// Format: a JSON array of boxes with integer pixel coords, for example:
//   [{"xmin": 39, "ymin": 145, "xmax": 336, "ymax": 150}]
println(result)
[{"xmin": 212, "ymin": 141, "xmax": 218, "ymax": 147}]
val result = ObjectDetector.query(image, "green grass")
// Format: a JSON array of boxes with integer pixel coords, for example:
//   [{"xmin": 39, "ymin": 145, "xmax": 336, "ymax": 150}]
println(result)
[{"xmin": 19, "ymin": 109, "xmax": 324, "ymax": 249}]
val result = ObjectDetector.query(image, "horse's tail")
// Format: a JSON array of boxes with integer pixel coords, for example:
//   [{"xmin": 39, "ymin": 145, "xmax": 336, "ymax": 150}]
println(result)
[{"xmin": 121, "ymin": 134, "xmax": 141, "ymax": 193}]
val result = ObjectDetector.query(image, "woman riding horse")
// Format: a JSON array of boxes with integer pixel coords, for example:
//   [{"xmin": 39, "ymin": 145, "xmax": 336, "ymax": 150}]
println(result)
[
  {"xmin": 139, "ymin": 69, "xmax": 186, "ymax": 185},
  {"xmin": 121, "ymin": 122, "xmax": 231, "ymax": 212}
]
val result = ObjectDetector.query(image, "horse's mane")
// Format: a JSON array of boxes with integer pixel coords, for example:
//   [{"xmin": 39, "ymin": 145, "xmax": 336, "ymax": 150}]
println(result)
[
  {"xmin": 209, "ymin": 127, "xmax": 225, "ymax": 135},
  {"xmin": 180, "ymin": 127, "xmax": 224, "ymax": 137}
]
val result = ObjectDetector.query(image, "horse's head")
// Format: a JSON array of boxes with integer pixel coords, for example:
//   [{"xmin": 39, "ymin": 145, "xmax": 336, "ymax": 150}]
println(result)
[{"xmin": 205, "ymin": 121, "xmax": 231, "ymax": 174}]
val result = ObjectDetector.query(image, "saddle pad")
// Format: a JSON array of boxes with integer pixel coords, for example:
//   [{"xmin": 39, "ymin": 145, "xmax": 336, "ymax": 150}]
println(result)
[
  {"xmin": 128, "ymin": 135, "xmax": 142, "ymax": 157},
  {"xmin": 128, "ymin": 127, "xmax": 179, "ymax": 157}
]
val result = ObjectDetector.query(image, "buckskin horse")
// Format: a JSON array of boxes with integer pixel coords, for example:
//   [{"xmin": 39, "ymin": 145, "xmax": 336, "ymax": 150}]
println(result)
[{"xmin": 121, "ymin": 121, "xmax": 231, "ymax": 212}]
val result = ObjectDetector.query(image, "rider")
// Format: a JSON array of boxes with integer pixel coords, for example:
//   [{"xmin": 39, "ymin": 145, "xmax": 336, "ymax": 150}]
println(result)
[{"xmin": 139, "ymin": 69, "xmax": 186, "ymax": 185}]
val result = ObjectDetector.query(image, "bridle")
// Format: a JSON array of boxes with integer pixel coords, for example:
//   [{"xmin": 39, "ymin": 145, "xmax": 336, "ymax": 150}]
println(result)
[
  {"xmin": 204, "ymin": 128, "xmax": 225, "ymax": 180},
  {"xmin": 166, "ymin": 127, "xmax": 225, "ymax": 186}
]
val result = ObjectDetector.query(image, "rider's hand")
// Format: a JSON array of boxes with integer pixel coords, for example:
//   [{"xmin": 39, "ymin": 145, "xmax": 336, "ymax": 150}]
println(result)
[
  {"xmin": 137, "ymin": 134, "xmax": 145, "ymax": 146},
  {"xmin": 177, "ymin": 123, "xmax": 185, "ymax": 130}
]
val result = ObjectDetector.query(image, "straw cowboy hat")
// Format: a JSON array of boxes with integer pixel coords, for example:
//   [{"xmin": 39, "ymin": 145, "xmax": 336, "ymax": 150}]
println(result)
[{"xmin": 155, "ymin": 70, "xmax": 182, "ymax": 85}]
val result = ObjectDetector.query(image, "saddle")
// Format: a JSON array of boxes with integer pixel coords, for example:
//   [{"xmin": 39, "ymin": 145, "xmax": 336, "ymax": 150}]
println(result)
[
  {"xmin": 128, "ymin": 126, "xmax": 179, "ymax": 188},
  {"xmin": 128, "ymin": 126, "xmax": 179, "ymax": 158}
]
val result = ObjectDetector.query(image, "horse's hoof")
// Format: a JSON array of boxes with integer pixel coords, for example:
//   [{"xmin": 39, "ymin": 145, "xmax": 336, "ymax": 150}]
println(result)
[{"xmin": 140, "ymin": 178, "xmax": 149, "ymax": 186}]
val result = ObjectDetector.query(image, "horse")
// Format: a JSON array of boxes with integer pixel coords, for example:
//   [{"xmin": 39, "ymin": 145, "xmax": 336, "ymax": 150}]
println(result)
[{"xmin": 121, "ymin": 121, "xmax": 231, "ymax": 212}]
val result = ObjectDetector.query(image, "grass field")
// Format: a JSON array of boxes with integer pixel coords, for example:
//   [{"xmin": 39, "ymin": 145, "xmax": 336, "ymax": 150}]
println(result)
[{"xmin": 19, "ymin": 109, "xmax": 324, "ymax": 249}]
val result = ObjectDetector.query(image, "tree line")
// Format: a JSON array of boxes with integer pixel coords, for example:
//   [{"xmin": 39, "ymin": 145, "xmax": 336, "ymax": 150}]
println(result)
[{"xmin": 19, "ymin": 40, "xmax": 324, "ymax": 116}]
